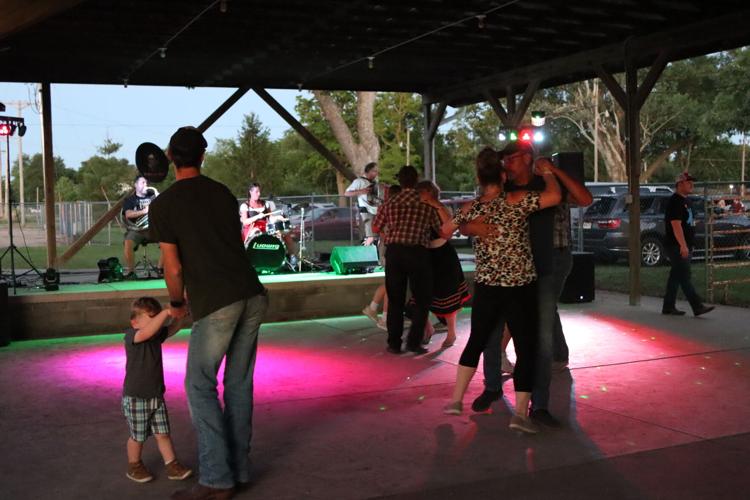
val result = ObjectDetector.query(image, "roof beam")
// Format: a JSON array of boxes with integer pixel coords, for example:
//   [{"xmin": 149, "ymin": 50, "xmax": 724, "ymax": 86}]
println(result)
[
  {"xmin": 427, "ymin": 8, "xmax": 750, "ymax": 106},
  {"xmin": 252, "ymin": 87, "xmax": 355, "ymax": 182},
  {"xmin": 0, "ymin": 0, "xmax": 84, "ymax": 41}
]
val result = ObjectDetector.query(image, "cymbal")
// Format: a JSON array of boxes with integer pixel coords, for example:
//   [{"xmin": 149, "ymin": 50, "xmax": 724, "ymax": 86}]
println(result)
[{"xmin": 135, "ymin": 142, "xmax": 169, "ymax": 183}]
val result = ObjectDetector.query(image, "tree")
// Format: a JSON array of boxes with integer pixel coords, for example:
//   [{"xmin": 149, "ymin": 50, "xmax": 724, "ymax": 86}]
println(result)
[
  {"xmin": 202, "ymin": 113, "xmax": 278, "ymax": 197},
  {"xmin": 77, "ymin": 141, "xmax": 136, "ymax": 201},
  {"xmin": 10, "ymin": 153, "xmax": 76, "ymax": 202}
]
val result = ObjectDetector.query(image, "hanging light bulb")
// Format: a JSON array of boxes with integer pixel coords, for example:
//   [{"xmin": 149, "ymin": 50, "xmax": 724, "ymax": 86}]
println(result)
[
  {"xmin": 367, "ymin": 56, "xmax": 374, "ymax": 70},
  {"xmin": 159, "ymin": 47, "xmax": 167, "ymax": 59},
  {"xmin": 476, "ymin": 15, "xmax": 486, "ymax": 29},
  {"xmin": 219, "ymin": 0, "xmax": 228, "ymax": 13}
]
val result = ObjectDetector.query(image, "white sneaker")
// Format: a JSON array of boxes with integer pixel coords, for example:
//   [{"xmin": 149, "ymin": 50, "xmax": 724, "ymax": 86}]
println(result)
[
  {"xmin": 376, "ymin": 318, "xmax": 387, "ymax": 331},
  {"xmin": 362, "ymin": 306, "xmax": 379, "ymax": 324},
  {"xmin": 501, "ymin": 351, "xmax": 515, "ymax": 374}
]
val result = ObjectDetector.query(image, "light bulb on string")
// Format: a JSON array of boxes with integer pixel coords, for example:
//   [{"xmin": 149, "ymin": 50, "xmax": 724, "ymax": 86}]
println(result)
[{"xmin": 367, "ymin": 56, "xmax": 374, "ymax": 70}]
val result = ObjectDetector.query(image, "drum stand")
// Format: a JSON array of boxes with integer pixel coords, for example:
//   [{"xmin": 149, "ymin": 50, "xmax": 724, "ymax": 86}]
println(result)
[{"xmin": 296, "ymin": 206, "xmax": 320, "ymax": 272}]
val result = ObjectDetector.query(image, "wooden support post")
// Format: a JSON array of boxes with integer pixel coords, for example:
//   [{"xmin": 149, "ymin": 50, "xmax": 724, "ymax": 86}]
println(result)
[
  {"xmin": 595, "ymin": 52, "xmax": 670, "ymax": 306},
  {"xmin": 625, "ymin": 63, "xmax": 642, "ymax": 306},
  {"xmin": 40, "ymin": 82, "xmax": 56, "ymax": 269},
  {"xmin": 253, "ymin": 88, "xmax": 354, "ymax": 182}
]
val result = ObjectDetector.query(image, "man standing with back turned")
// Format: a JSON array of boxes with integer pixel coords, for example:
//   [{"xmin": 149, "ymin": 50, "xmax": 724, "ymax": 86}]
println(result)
[
  {"xmin": 662, "ymin": 171, "xmax": 714, "ymax": 317},
  {"xmin": 150, "ymin": 127, "xmax": 268, "ymax": 500}
]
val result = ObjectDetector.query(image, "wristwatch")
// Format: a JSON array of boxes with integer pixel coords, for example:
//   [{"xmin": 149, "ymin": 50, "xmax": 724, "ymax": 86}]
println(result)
[{"xmin": 170, "ymin": 299, "xmax": 185, "ymax": 308}]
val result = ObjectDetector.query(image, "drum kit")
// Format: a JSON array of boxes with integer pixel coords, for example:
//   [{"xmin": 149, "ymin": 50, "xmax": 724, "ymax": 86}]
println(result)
[
  {"xmin": 134, "ymin": 141, "xmax": 316, "ymax": 275},
  {"xmin": 243, "ymin": 211, "xmax": 295, "ymax": 274}
]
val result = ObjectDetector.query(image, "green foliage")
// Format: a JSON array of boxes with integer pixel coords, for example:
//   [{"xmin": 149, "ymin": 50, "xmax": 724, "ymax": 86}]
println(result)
[
  {"xmin": 10, "ymin": 153, "xmax": 75, "ymax": 202},
  {"xmin": 77, "ymin": 141, "xmax": 137, "ymax": 201},
  {"xmin": 202, "ymin": 113, "xmax": 276, "ymax": 197}
]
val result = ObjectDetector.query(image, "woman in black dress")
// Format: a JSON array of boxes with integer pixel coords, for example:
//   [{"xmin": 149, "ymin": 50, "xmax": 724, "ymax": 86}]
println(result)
[{"xmin": 415, "ymin": 181, "xmax": 470, "ymax": 348}]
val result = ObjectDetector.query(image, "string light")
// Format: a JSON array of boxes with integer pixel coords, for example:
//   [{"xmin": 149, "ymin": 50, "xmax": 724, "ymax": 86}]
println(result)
[
  {"xmin": 367, "ymin": 56, "xmax": 374, "ymax": 70},
  {"xmin": 219, "ymin": 0, "xmax": 227, "ymax": 13},
  {"xmin": 476, "ymin": 15, "xmax": 487, "ymax": 29},
  {"xmin": 159, "ymin": 47, "xmax": 167, "ymax": 59}
]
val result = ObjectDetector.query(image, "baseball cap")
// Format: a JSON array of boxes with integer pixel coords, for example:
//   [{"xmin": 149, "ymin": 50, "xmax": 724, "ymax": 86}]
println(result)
[
  {"xmin": 675, "ymin": 171, "xmax": 696, "ymax": 183},
  {"xmin": 500, "ymin": 141, "xmax": 534, "ymax": 156},
  {"xmin": 168, "ymin": 126, "xmax": 208, "ymax": 156}
]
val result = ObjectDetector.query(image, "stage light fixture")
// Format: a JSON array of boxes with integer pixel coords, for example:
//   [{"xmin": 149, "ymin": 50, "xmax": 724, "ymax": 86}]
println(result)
[
  {"xmin": 43, "ymin": 268, "xmax": 60, "ymax": 291},
  {"xmin": 17, "ymin": 123, "xmax": 26, "ymax": 137},
  {"xmin": 533, "ymin": 130, "xmax": 544, "ymax": 143},
  {"xmin": 531, "ymin": 111, "xmax": 546, "ymax": 127},
  {"xmin": 97, "ymin": 257, "xmax": 124, "ymax": 283},
  {"xmin": 519, "ymin": 129, "xmax": 533, "ymax": 143},
  {"xmin": 0, "ymin": 123, "xmax": 12, "ymax": 136},
  {"xmin": 0, "ymin": 102, "xmax": 5, "ymax": 112}
]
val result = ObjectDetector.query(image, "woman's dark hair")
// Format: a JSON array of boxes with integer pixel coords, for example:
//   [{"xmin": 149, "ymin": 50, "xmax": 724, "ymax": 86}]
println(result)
[
  {"xmin": 475, "ymin": 147, "xmax": 503, "ymax": 186},
  {"xmin": 364, "ymin": 162, "xmax": 378, "ymax": 174},
  {"xmin": 247, "ymin": 183, "xmax": 261, "ymax": 195}
]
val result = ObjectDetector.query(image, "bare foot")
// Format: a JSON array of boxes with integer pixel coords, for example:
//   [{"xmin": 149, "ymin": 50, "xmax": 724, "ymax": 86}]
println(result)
[{"xmin": 441, "ymin": 335, "xmax": 456, "ymax": 348}]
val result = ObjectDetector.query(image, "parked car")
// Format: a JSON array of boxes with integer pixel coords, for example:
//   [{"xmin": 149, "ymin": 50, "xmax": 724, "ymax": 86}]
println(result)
[
  {"xmin": 575, "ymin": 193, "xmax": 750, "ymax": 266},
  {"xmin": 289, "ymin": 206, "xmax": 360, "ymax": 241}
]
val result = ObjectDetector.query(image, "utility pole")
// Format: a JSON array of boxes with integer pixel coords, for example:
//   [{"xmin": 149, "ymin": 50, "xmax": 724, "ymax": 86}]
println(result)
[
  {"xmin": 742, "ymin": 132, "xmax": 747, "ymax": 198},
  {"xmin": 594, "ymin": 80, "xmax": 599, "ymax": 182}
]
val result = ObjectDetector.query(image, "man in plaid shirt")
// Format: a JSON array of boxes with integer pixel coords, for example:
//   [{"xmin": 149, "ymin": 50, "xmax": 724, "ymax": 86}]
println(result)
[{"xmin": 373, "ymin": 165, "xmax": 441, "ymax": 355}]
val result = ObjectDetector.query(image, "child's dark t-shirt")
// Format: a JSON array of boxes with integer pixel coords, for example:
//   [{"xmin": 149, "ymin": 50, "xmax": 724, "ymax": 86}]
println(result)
[{"xmin": 123, "ymin": 327, "xmax": 169, "ymax": 398}]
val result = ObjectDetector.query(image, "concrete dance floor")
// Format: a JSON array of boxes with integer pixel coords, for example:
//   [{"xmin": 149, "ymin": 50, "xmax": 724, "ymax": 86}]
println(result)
[{"xmin": 1, "ymin": 291, "xmax": 749, "ymax": 500}]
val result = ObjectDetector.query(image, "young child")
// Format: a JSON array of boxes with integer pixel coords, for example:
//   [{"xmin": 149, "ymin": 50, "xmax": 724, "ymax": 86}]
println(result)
[{"xmin": 122, "ymin": 297, "xmax": 192, "ymax": 483}]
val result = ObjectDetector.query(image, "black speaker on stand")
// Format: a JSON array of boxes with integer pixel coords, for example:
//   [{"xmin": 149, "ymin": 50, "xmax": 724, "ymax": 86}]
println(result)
[{"xmin": 560, "ymin": 251, "xmax": 595, "ymax": 303}]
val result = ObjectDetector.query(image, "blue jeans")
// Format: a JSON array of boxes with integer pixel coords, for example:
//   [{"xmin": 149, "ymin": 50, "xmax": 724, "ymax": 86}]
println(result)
[
  {"xmin": 662, "ymin": 246, "xmax": 702, "ymax": 312},
  {"xmin": 186, "ymin": 293, "xmax": 268, "ymax": 489},
  {"xmin": 482, "ymin": 248, "xmax": 572, "ymax": 410}
]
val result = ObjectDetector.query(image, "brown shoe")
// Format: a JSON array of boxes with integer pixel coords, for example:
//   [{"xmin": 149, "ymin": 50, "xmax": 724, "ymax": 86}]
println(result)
[
  {"xmin": 126, "ymin": 461, "xmax": 154, "ymax": 483},
  {"xmin": 171, "ymin": 483, "xmax": 235, "ymax": 500},
  {"xmin": 166, "ymin": 459, "xmax": 193, "ymax": 480}
]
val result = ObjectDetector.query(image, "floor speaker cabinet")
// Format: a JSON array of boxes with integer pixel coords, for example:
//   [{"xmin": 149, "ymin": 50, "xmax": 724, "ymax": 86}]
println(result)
[
  {"xmin": 329, "ymin": 245, "xmax": 379, "ymax": 275},
  {"xmin": 0, "ymin": 282, "xmax": 10, "ymax": 346},
  {"xmin": 552, "ymin": 152, "xmax": 584, "ymax": 186},
  {"xmin": 560, "ymin": 251, "xmax": 595, "ymax": 304}
]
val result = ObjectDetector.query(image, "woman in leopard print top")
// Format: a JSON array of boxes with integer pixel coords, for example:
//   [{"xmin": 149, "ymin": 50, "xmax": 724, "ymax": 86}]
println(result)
[{"xmin": 429, "ymin": 147, "xmax": 560, "ymax": 433}]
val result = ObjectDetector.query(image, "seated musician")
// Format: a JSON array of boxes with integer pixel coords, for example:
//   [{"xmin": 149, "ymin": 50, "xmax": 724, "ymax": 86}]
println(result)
[
  {"xmin": 122, "ymin": 175, "xmax": 162, "ymax": 279},
  {"xmin": 239, "ymin": 183, "xmax": 298, "ymax": 264}
]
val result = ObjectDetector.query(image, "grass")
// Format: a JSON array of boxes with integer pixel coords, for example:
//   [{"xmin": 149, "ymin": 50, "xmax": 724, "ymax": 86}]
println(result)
[
  {"xmin": 1, "ymin": 244, "xmax": 155, "ymax": 270},
  {"xmin": 596, "ymin": 262, "xmax": 750, "ymax": 308}
]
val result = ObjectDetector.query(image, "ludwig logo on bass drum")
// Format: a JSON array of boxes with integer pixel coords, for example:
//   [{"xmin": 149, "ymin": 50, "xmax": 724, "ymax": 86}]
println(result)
[{"xmin": 252, "ymin": 242, "xmax": 281, "ymax": 251}]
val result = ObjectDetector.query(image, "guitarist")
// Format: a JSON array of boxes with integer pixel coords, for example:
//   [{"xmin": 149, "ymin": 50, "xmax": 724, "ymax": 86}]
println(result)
[{"xmin": 345, "ymin": 162, "xmax": 380, "ymax": 245}]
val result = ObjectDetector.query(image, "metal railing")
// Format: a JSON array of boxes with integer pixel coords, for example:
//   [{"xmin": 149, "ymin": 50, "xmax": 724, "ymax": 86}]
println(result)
[{"xmin": 702, "ymin": 182, "xmax": 750, "ymax": 303}]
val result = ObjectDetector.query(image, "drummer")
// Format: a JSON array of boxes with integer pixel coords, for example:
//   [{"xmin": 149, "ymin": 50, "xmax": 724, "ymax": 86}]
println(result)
[{"xmin": 240, "ymin": 183, "xmax": 298, "ymax": 262}]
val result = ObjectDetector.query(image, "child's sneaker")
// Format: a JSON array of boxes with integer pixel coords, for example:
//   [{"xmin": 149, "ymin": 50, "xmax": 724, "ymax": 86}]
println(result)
[
  {"xmin": 166, "ymin": 459, "xmax": 193, "ymax": 480},
  {"xmin": 127, "ymin": 461, "xmax": 154, "ymax": 483}
]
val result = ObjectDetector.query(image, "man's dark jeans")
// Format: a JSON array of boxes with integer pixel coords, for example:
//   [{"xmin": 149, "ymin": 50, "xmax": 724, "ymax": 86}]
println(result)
[
  {"xmin": 481, "ymin": 247, "xmax": 572, "ymax": 410},
  {"xmin": 663, "ymin": 245, "xmax": 702, "ymax": 312},
  {"xmin": 384, "ymin": 244, "xmax": 432, "ymax": 350}
]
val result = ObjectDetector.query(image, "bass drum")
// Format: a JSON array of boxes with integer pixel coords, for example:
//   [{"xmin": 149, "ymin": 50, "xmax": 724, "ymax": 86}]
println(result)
[{"xmin": 246, "ymin": 233, "xmax": 286, "ymax": 274}]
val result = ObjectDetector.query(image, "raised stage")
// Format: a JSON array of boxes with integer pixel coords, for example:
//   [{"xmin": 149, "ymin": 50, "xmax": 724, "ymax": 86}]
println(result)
[{"xmin": 5, "ymin": 266, "xmax": 476, "ymax": 340}]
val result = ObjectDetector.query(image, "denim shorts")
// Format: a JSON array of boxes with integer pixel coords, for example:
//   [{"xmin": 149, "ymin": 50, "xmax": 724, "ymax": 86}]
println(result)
[{"xmin": 122, "ymin": 396, "xmax": 170, "ymax": 442}]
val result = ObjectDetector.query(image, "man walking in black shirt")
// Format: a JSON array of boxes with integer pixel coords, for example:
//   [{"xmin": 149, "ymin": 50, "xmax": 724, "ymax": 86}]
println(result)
[
  {"xmin": 662, "ymin": 171, "xmax": 714, "ymax": 317},
  {"xmin": 150, "ymin": 127, "xmax": 268, "ymax": 500}
]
